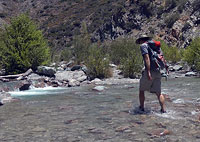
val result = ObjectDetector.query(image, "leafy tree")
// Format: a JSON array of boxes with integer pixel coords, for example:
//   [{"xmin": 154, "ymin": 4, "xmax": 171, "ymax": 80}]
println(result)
[
  {"xmin": 0, "ymin": 14, "xmax": 49, "ymax": 74},
  {"xmin": 184, "ymin": 37, "xmax": 200, "ymax": 71}
]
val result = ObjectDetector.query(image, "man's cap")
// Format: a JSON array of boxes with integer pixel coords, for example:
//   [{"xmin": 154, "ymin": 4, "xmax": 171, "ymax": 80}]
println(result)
[{"xmin": 136, "ymin": 34, "xmax": 152, "ymax": 44}]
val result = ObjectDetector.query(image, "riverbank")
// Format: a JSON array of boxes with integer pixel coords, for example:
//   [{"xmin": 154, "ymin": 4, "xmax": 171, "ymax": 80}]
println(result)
[{"xmin": 0, "ymin": 61, "xmax": 199, "ymax": 105}]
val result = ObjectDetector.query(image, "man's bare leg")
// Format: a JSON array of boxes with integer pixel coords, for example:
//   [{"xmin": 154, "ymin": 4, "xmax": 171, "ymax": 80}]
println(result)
[
  {"xmin": 139, "ymin": 90, "xmax": 145, "ymax": 111},
  {"xmin": 156, "ymin": 93, "xmax": 166, "ymax": 113}
]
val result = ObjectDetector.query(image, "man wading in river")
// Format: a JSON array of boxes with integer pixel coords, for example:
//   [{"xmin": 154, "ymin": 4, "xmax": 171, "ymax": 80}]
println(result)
[{"xmin": 136, "ymin": 35, "xmax": 166, "ymax": 113}]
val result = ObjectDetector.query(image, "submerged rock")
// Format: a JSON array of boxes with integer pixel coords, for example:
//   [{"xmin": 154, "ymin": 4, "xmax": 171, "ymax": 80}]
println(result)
[{"xmin": 92, "ymin": 86, "xmax": 107, "ymax": 91}]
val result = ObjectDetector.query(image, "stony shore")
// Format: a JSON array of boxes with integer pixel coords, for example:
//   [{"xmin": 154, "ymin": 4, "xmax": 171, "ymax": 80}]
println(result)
[{"xmin": 0, "ymin": 61, "xmax": 199, "ymax": 105}]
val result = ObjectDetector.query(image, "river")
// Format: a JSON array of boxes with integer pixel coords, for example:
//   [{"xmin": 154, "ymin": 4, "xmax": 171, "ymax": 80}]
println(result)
[{"xmin": 0, "ymin": 77, "xmax": 199, "ymax": 142}]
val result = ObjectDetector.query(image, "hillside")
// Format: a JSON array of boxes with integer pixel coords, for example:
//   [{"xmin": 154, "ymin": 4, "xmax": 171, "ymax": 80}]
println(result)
[{"xmin": 0, "ymin": 0, "xmax": 200, "ymax": 50}]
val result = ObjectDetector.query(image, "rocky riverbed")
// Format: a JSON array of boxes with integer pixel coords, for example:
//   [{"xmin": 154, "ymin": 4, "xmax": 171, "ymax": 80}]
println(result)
[{"xmin": 0, "ymin": 76, "xmax": 200, "ymax": 142}]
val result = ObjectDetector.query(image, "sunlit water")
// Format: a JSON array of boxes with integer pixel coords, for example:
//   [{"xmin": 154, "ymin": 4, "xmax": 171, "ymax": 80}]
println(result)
[{"xmin": 0, "ymin": 77, "xmax": 200, "ymax": 142}]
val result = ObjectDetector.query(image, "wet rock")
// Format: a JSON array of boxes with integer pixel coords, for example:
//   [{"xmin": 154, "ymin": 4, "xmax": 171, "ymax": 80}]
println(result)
[
  {"xmin": 0, "ymin": 69, "xmax": 6, "ymax": 76},
  {"xmin": 64, "ymin": 119, "xmax": 73, "ymax": 124},
  {"xmin": 185, "ymin": 71, "xmax": 197, "ymax": 77},
  {"xmin": 88, "ymin": 128, "xmax": 104, "ymax": 134},
  {"xmin": 149, "ymin": 129, "xmax": 171, "ymax": 137},
  {"xmin": 68, "ymin": 79, "xmax": 80, "ymax": 87},
  {"xmin": 1, "ymin": 97, "xmax": 20, "ymax": 104},
  {"xmin": 36, "ymin": 66, "xmax": 56, "ymax": 77},
  {"xmin": 91, "ymin": 78, "xmax": 102, "ymax": 84},
  {"xmin": 0, "ymin": 92, "xmax": 20, "ymax": 104},
  {"xmin": 92, "ymin": 86, "xmax": 106, "ymax": 92},
  {"xmin": 19, "ymin": 81, "xmax": 31, "ymax": 91},
  {"xmin": 0, "ymin": 77, "xmax": 9, "ymax": 82},
  {"xmin": 34, "ymin": 82, "xmax": 46, "ymax": 88},
  {"xmin": 173, "ymin": 65, "xmax": 183, "ymax": 71},
  {"xmin": 115, "ymin": 126, "xmax": 130, "ymax": 132},
  {"xmin": 0, "ymin": 92, "xmax": 11, "ymax": 102}
]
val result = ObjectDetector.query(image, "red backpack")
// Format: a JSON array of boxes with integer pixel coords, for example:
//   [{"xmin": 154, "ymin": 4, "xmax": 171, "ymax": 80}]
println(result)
[{"xmin": 147, "ymin": 40, "xmax": 168, "ymax": 72}]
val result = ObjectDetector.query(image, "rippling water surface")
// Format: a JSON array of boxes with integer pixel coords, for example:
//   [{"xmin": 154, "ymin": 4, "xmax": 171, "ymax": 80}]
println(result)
[{"xmin": 0, "ymin": 77, "xmax": 200, "ymax": 142}]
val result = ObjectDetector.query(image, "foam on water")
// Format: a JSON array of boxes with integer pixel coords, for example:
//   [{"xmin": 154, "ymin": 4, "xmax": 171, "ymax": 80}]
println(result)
[
  {"xmin": 154, "ymin": 110, "xmax": 184, "ymax": 120},
  {"xmin": 9, "ymin": 86, "xmax": 67, "ymax": 97},
  {"xmin": 173, "ymin": 98, "xmax": 185, "ymax": 104}
]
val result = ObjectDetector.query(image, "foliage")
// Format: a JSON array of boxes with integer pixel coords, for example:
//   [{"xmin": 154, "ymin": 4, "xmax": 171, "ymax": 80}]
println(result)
[
  {"xmin": 159, "ymin": 40, "xmax": 182, "ymax": 63},
  {"xmin": 85, "ymin": 44, "xmax": 112, "ymax": 79},
  {"xmin": 0, "ymin": 14, "xmax": 50, "ymax": 74},
  {"xmin": 184, "ymin": 37, "xmax": 200, "ymax": 71},
  {"xmin": 60, "ymin": 47, "xmax": 72, "ymax": 61},
  {"xmin": 120, "ymin": 50, "xmax": 143, "ymax": 78},
  {"xmin": 72, "ymin": 22, "xmax": 91, "ymax": 64},
  {"xmin": 108, "ymin": 37, "xmax": 143, "ymax": 78}
]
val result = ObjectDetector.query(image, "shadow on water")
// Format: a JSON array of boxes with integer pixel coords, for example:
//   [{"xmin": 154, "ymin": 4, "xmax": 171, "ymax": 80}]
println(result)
[{"xmin": 128, "ymin": 106, "xmax": 152, "ymax": 115}]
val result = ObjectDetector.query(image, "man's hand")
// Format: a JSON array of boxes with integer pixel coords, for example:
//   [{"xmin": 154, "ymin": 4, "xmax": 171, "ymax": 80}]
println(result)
[{"xmin": 147, "ymin": 71, "xmax": 152, "ymax": 81}]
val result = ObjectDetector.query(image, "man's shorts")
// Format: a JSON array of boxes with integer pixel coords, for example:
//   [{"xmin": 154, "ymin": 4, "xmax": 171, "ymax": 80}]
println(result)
[{"xmin": 139, "ymin": 70, "xmax": 161, "ymax": 94}]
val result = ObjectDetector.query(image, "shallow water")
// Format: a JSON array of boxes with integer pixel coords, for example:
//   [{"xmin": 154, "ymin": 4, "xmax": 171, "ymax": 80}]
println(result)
[{"xmin": 0, "ymin": 77, "xmax": 200, "ymax": 142}]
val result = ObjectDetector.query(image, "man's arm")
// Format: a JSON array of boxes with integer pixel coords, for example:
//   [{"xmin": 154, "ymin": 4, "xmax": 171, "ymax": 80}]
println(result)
[{"xmin": 143, "ymin": 54, "xmax": 152, "ymax": 80}]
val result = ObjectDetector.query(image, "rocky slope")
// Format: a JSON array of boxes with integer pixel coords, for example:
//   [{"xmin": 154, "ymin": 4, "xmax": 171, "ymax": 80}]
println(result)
[{"xmin": 0, "ymin": 0, "xmax": 200, "ymax": 49}]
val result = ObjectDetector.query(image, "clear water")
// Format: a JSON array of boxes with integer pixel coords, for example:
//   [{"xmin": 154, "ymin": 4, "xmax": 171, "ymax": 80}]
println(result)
[{"xmin": 0, "ymin": 77, "xmax": 200, "ymax": 142}]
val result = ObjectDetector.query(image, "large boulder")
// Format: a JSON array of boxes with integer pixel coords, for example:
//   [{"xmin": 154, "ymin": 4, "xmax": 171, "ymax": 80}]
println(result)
[
  {"xmin": 55, "ymin": 70, "xmax": 87, "ymax": 83},
  {"xmin": 36, "ymin": 66, "xmax": 56, "ymax": 77},
  {"xmin": 185, "ymin": 71, "xmax": 197, "ymax": 77},
  {"xmin": 172, "ymin": 65, "xmax": 183, "ymax": 71}
]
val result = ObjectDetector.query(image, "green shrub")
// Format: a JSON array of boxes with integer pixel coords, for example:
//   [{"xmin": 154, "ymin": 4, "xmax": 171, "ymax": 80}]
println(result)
[
  {"xmin": 108, "ymin": 37, "xmax": 143, "ymax": 78},
  {"xmin": 159, "ymin": 40, "xmax": 182, "ymax": 63},
  {"xmin": 60, "ymin": 47, "xmax": 72, "ymax": 61},
  {"xmin": 109, "ymin": 38, "xmax": 133, "ymax": 65},
  {"xmin": 120, "ymin": 50, "xmax": 143, "ymax": 78},
  {"xmin": 0, "ymin": 14, "xmax": 50, "ymax": 74},
  {"xmin": 183, "ymin": 37, "xmax": 200, "ymax": 71},
  {"xmin": 85, "ymin": 44, "xmax": 112, "ymax": 79},
  {"xmin": 72, "ymin": 22, "xmax": 91, "ymax": 64}
]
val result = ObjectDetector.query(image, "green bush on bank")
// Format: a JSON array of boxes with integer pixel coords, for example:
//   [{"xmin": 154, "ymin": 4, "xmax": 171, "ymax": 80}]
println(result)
[
  {"xmin": 85, "ymin": 44, "xmax": 112, "ymax": 79},
  {"xmin": 159, "ymin": 40, "xmax": 182, "ymax": 63},
  {"xmin": 108, "ymin": 37, "xmax": 143, "ymax": 78},
  {"xmin": 184, "ymin": 37, "xmax": 200, "ymax": 71},
  {"xmin": 72, "ymin": 22, "xmax": 91, "ymax": 64},
  {"xmin": 60, "ymin": 47, "xmax": 72, "ymax": 61},
  {"xmin": 0, "ymin": 14, "xmax": 50, "ymax": 74},
  {"xmin": 120, "ymin": 50, "xmax": 143, "ymax": 78}
]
